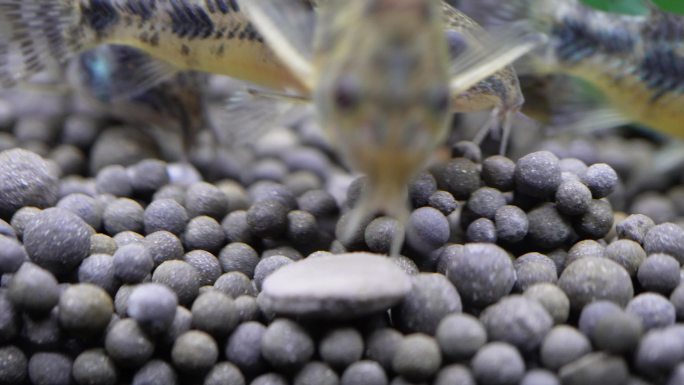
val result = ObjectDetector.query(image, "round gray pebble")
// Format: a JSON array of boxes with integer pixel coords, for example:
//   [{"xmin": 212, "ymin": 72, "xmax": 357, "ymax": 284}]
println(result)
[
  {"xmin": 294, "ymin": 361, "xmax": 339, "ymax": 385},
  {"xmin": 581, "ymin": 163, "xmax": 618, "ymax": 199},
  {"xmin": 58, "ymin": 283, "xmax": 113, "ymax": 335},
  {"xmin": 559, "ymin": 352, "xmax": 629, "ymax": 385},
  {"xmin": 183, "ymin": 250, "xmax": 221, "ymax": 287},
  {"xmin": 319, "ymin": 327, "xmax": 364, "ymax": 371},
  {"xmin": 643, "ymin": 223, "xmax": 684, "ymax": 264},
  {"xmin": 259, "ymin": 253, "xmax": 411, "ymax": 318},
  {"xmin": 365, "ymin": 328, "xmax": 403, "ymax": 372},
  {"xmin": 23, "ymin": 207, "xmax": 91, "ymax": 275},
  {"xmin": 394, "ymin": 273, "xmax": 462, "ymax": 334},
  {"xmin": 616, "ymin": 214, "xmax": 654, "ymax": 244},
  {"xmin": 0, "ymin": 236, "xmax": 26, "ymax": 274},
  {"xmin": 466, "ymin": 217, "xmax": 497, "ymax": 243},
  {"xmin": 515, "ymin": 151, "xmax": 561, "ymax": 199},
  {"xmin": 406, "ymin": 207, "xmax": 450, "ymax": 254},
  {"xmin": 480, "ymin": 295, "xmax": 552, "ymax": 352},
  {"xmin": 171, "ymin": 330, "xmax": 218, "ymax": 373},
  {"xmin": 540, "ymin": 325, "xmax": 591, "ymax": 370},
  {"xmin": 143, "ymin": 231, "xmax": 184, "ymax": 267},
  {"xmin": 261, "ymin": 318, "xmax": 314, "ymax": 371},
  {"xmin": 8, "ymin": 262, "xmax": 59, "ymax": 315},
  {"xmin": 445, "ymin": 243, "xmax": 515, "ymax": 308},
  {"xmin": 341, "ymin": 361, "xmax": 388, "ymax": 385},
  {"xmin": 392, "ymin": 334, "xmax": 441, "ymax": 382},
  {"xmin": 103, "ymin": 198, "xmax": 144, "ymax": 235},
  {"xmin": 555, "ymin": 180, "xmax": 591, "ymax": 216},
  {"xmin": 436, "ymin": 313, "xmax": 487, "ymax": 361},
  {"xmin": 152, "ymin": 260, "xmax": 200, "ymax": 306},
  {"xmin": 558, "ymin": 258, "xmax": 634, "ymax": 310},
  {"xmin": 482, "ymin": 155, "xmax": 515, "ymax": 192},
  {"xmin": 604, "ymin": 239, "xmax": 646, "ymax": 276},
  {"xmin": 253, "ymin": 255, "xmax": 294, "ymax": 292},
  {"xmin": 143, "ymin": 199, "xmax": 188, "ymax": 235},
  {"xmin": 225, "ymin": 321, "xmax": 267, "ymax": 377},
  {"xmin": 72, "ymin": 349, "xmax": 117, "ymax": 385},
  {"xmin": 0, "ymin": 345, "xmax": 27, "ymax": 385},
  {"xmin": 527, "ymin": 203, "xmax": 573, "ymax": 249},
  {"xmin": 494, "ymin": 205, "xmax": 528, "ymax": 243},
  {"xmin": 132, "ymin": 360, "xmax": 177, "ymax": 385},
  {"xmin": 127, "ymin": 283, "xmax": 178, "ymax": 334},
  {"xmin": 219, "ymin": 242, "xmax": 260, "ymax": 278},
  {"xmin": 112, "ymin": 243, "xmax": 154, "ymax": 284},
  {"xmin": 204, "ymin": 362, "xmax": 245, "ymax": 385},
  {"xmin": 191, "ymin": 290, "xmax": 238, "ymax": 337},
  {"xmin": 625, "ymin": 293, "xmax": 676, "ymax": 331},
  {"xmin": 434, "ymin": 364, "xmax": 475, "ymax": 385},
  {"xmin": 78, "ymin": 254, "xmax": 118, "ymax": 295},
  {"xmin": 471, "ymin": 342, "xmax": 525, "ymax": 385},
  {"xmin": 182, "ymin": 215, "xmax": 225, "ymax": 254},
  {"xmin": 28, "ymin": 352, "xmax": 72, "ymax": 385},
  {"xmin": 513, "ymin": 253, "xmax": 558, "ymax": 292},
  {"xmin": 105, "ymin": 318, "xmax": 155, "ymax": 367},
  {"xmin": 637, "ymin": 253, "xmax": 680, "ymax": 294},
  {"xmin": 523, "ymin": 283, "xmax": 570, "ymax": 324},
  {"xmin": 0, "ymin": 149, "xmax": 58, "ymax": 218}
]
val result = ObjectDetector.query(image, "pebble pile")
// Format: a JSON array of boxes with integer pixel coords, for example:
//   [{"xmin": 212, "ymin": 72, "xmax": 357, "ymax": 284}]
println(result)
[{"xmin": 0, "ymin": 86, "xmax": 684, "ymax": 385}]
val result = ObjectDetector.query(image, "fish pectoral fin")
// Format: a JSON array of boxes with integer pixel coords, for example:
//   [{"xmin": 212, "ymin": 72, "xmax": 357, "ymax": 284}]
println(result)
[
  {"xmin": 81, "ymin": 45, "xmax": 179, "ymax": 102},
  {"xmin": 238, "ymin": 0, "xmax": 315, "ymax": 91},
  {"xmin": 449, "ymin": 26, "xmax": 546, "ymax": 95},
  {"xmin": 211, "ymin": 87, "xmax": 313, "ymax": 147}
]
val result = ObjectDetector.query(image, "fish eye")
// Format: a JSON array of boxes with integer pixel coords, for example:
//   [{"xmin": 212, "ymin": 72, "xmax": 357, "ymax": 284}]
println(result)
[
  {"xmin": 427, "ymin": 86, "xmax": 450, "ymax": 113},
  {"xmin": 333, "ymin": 76, "xmax": 361, "ymax": 111},
  {"xmin": 446, "ymin": 30, "xmax": 468, "ymax": 59}
]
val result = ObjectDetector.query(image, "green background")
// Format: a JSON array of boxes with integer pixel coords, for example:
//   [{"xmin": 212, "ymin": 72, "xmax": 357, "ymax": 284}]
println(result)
[{"xmin": 580, "ymin": 0, "xmax": 684, "ymax": 15}]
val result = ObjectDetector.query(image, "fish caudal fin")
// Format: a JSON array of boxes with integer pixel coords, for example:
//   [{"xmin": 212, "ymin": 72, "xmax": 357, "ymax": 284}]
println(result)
[{"xmin": 0, "ymin": 0, "xmax": 83, "ymax": 87}]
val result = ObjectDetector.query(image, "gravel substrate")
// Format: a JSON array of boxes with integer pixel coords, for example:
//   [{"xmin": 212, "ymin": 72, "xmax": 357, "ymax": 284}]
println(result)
[{"xmin": 1, "ymin": 78, "xmax": 684, "ymax": 385}]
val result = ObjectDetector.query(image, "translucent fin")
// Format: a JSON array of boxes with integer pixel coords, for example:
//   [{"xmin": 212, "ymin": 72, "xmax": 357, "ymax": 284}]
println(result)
[
  {"xmin": 449, "ymin": 28, "xmax": 545, "ymax": 95},
  {"xmin": 547, "ymin": 107, "xmax": 631, "ymax": 136},
  {"xmin": 77, "ymin": 45, "xmax": 179, "ymax": 102},
  {"xmin": 0, "ymin": 0, "xmax": 83, "ymax": 87},
  {"xmin": 212, "ymin": 87, "xmax": 312, "ymax": 147},
  {"xmin": 238, "ymin": 0, "xmax": 315, "ymax": 90}
]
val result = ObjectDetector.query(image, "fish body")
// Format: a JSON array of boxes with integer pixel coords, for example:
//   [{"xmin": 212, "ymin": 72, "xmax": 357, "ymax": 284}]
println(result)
[{"xmin": 461, "ymin": 0, "xmax": 684, "ymax": 138}]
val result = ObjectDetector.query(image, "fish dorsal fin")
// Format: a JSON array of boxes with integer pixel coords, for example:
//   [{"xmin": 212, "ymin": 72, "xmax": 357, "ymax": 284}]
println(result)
[
  {"xmin": 238, "ymin": 0, "xmax": 315, "ymax": 91},
  {"xmin": 449, "ymin": 26, "xmax": 546, "ymax": 95},
  {"xmin": 212, "ymin": 87, "xmax": 313, "ymax": 147},
  {"xmin": 77, "ymin": 45, "xmax": 178, "ymax": 102}
]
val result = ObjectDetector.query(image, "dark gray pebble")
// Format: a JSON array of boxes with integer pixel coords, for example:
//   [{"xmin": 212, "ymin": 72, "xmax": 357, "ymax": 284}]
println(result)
[
  {"xmin": 249, "ymin": 181, "xmax": 298, "ymax": 211},
  {"xmin": 9, "ymin": 206, "xmax": 41, "ymax": 240},
  {"xmin": 513, "ymin": 253, "xmax": 558, "ymax": 292},
  {"xmin": 581, "ymin": 163, "xmax": 618, "ymax": 199},
  {"xmin": 225, "ymin": 321, "xmax": 267, "ymax": 378},
  {"xmin": 0, "ymin": 236, "xmax": 26, "ymax": 274},
  {"xmin": 671, "ymin": 284, "xmax": 684, "ymax": 321},
  {"xmin": 436, "ymin": 313, "xmax": 486, "ymax": 361},
  {"xmin": 441, "ymin": 158, "xmax": 481, "ymax": 200},
  {"xmin": 637, "ymin": 253, "xmax": 680, "ymax": 294},
  {"xmin": 466, "ymin": 217, "xmax": 497, "ymax": 243},
  {"xmin": 467, "ymin": 187, "xmax": 507, "ymax": 220},
  {"xmin": 96, "ymin": 165, "xmax": 133, "ymax": 197},
  {"xmin": 365, "ymin": 217, "xmax": 403, "ymax": 255},
  {"xmin": 103, "ymin": 198, "xmax": 144, "ymax": 235},
  {"xmin": 247, "ymin": 199, "xmax": 289, "ymax": 239},
  {"xmin": 0, "ymin": 149, "xmax": 58, "ymax": 218},
  {"xmin": 635, "ymin": 326, "xmax": 684, "ymax": 377},
  {"xmin": 253, "ymin": 255, "xmax": 294, "ymax": 292},
  {"xmin": 152, "ymin": 260, "xmax": 200, "ymax": 306},
  {"xmin": 58, "ymin": 283, "xmax": 113, "ymax": 335},
  {"xmin": 0, "ymin": 345, "xmax": 26, "ymax": 385},
  {"xmin": 394, "ymin": 273, "xmax": 462, "ymax": 334},
  {"xmin": 127, "ymin": 283, "xmax": 178, "ymax": 334},
  {"xmin": 559, "ymin": 352, "xmax": 628, "ymax": 385},
  {"xmin": 294, "ymin": 361, "xmax": 339, "ymax": 385},
  {"xmin": 555, "ymin": 180, "xmax": 591, "ymax": 216},
  {"xmin": 185, "ymin": 182, "xmax": 229, "ymax": 220},
  {"xmin": 515, "ymin": 151, "xmax": 561, "ymax": 199},
  {"xmin": 471, "ymin": 342, "xmax": 525, "ymax": 385},
  {"xmin": 365, "ymin": 328, "xmax": 403, "ymax": 372},
  {"xmin": 523, "ymin": 283, "xmax": 570, "ymax": 324},
  {"xmin": 433, "ymin": 364, "xmax": 475, "ymax": 385},
  {"xmin": 287, "ymin": 210, "xmax": 319, "ymax": 248},
  {"xmin": 235, "ymin": 295, "xmax": 260, "ymax": 322},
  {"xmin": 57, "ymin": 193, "xmax": 102, "ymax": 230},
  {"xmin": 171, "ymin": 330, "xmax": 218, "ymax": 373},
  {"xmin": 112, "ymin": 243, "xmax": 154, "ymax": 284},
  {"xmin": 219, "ymin": 242, "xmax": 260, "ymax": 278},
  {"xmin": 132, "ymin": 359, "xmax": 176, "ymax": 385},
  {"xmin": 392, "ymin": 334, "xmax": 441, "ymax": 382},
  {"xmin": 127, "ymin": 159, "xmax": 169, "ymax": 197},
  {"xmin": 105, "ymin": 318, "xmax": 155, "ymax": 367},
  {"xmin": 566, "ymin": 239, "xmax": 605, "ymax": 268},
  {"xmin": 494, "ymin": 205, "xmax": 528, "ymax": 243},
  {"xmin": 616, "ymin": 214, "xmax": 654, "ymax": 244},
  {"xmin": 28, "ymin": 352, "xmax": 72, "ymax": 385},
  {"xmin": 191, "ymin": 290, "xmax": 238, "ymax": 337},
  {"xmin": 143, "ymin": 231, "xmax": 184, "ymax": 267},
  {"xmin": 161, "ymin": 306, "xmax": 192, "ymax": 347},
  {"xmin": 558, "ymin": 258, "xmax": 633, "ymax": 311},
  {"xmin": 261, "ymin": 318, "xmax": 314, "ymax": 371},
  {"xmin": 23, "ymin": 207, "xmax": 91, "ymax": 275},
  {"xmin": 625, "ymin": 293, "xmax": 676, "ymax": 331},
  {"xmin": 112, "ymin": 230, "xmax": 144, "ymax": 247},
  {"xmin": 183, "ymin": 215, "xmax": 225, "ymax": 254},
  {"xmin": 258, "ymin": 253, "xmax": 411, "ymax": 318},
  {"xmin": 222, "ymin": 210, "xmax": 257, "ymax": 245},
  {"xmin": 341, "ymin": 360, "xmax": 388, "ymax": 385},
  {"xmin": 527, "ymin": 203, "xmax": 574, "ymax": 249},
  {"xmin": 604, "ymin": 239, "xmax": 646, "ymax": 276},
  {"xmin": 482, "ymin": 155, "xmax": 515, "ymax": 192},
  {"xmin": 183, "ymin": 250, "xmax": 221, "ymax": 287},
  {"xmin": 406, "ymin": 207, "xmax": 449, "ymax": 255},
  {"xmin": 297, "ymin": 189, "xmax": 339, "ymax": 219},
  {"xmin": 72, "ymin": 349, "xmax": 117, "ymax": 385},
  {"xmin": 591, "ymin": 310, "xmax": 642, "ymax": 354},
  {"xmin": 144, "ymin": 199, "xmax": 188, "ymax": 235},
  {"xmin": 8, "ymin": 262, "xmax": 59, "ymax": 315},
  {"xmin": 409, "ymin": 171, "xmax": 438, "ymax": 207},
  {"xmin": 480, "ymin": 295, "xmax": 552, "ymax": 352},
  {"xmin": 445, "ymin": 243, "xmax": 515, "ymax": 308},
  {"xmin": 0, "ymin": 291, "xmax": 18, "ymax": 343},
  {"xmin": 89, "ymin": 233, "xmax": 117, "ymax": 255},
  {"xmin": 578, "ymin": 300, "xmax": 623, "ymax": 336},
  {"xmin": 251, "ymin": 373, "xmax": 289, "ymax": 385},
  {"xmin": 540, "ymin": 325, "xmax": 591, "ymax": 370},
  {"xmin": 319, "ymin": 327, "xmax": 364, "ymax": 371},
  {"xmin": 576, "ymin": 199, "xmax": 614, "ymax": 239},
  {"xmin": 428, "ymin": 190, "xmax": 459, "ymax": 215},
  {"xmin": 643, "ymin": 222, "xmax": 684, "ymax": 264},
  {"xmin": 520, "ymin": 369, "xmax": 560, "ymax": 385},
  {"xmin": 153, "ymin": 184, "xmax": 186, "ymax": 205},
  {"xmin": 204, "ymin": 362, "xmax": 245, "ymax": 385},
  {"xmin": 452, "ymin": 141, "xmax": 482, "ymax": 163}
]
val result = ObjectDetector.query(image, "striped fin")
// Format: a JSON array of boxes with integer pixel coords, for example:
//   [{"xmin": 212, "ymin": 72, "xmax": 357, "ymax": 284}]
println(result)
[
  {"xmin": 0, "ymin": 0, "xmax": 84, "ymax": 87},
  {"xmin": 238, "ymin": 0, "xmax": 315, "ymax": 91}
]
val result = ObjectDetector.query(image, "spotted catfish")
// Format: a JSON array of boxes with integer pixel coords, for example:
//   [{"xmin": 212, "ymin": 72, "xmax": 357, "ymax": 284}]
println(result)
[{"xmin": 460, "ymin": 0, "xmax": 684, "ymax": 138}]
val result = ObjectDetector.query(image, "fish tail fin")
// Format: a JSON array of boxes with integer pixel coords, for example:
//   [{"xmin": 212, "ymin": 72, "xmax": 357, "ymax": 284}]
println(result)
[{"xmin": 0, "ymin": 0, "xmax": 85, "ymax": 87}]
